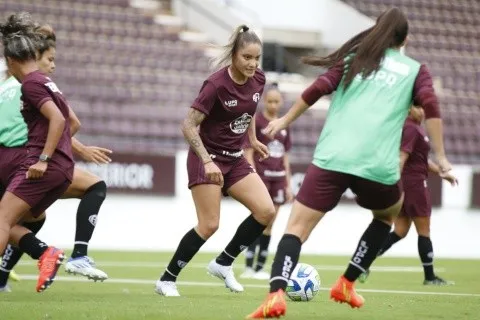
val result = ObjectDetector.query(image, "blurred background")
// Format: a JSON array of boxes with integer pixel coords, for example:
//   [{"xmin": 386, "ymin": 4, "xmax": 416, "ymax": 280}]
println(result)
[{"xmin": 0, "ymin": 0, "xmax": 479, "ymax": 258}]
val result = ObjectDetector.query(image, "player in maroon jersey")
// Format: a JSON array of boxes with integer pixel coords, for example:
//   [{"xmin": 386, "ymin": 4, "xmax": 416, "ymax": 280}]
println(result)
[
  {"xmin": 0, "ymin": 22, "xmax": 109, "ymax": 292},
  {"xmin": 359, "ymin": 107, "xmax": 457, "ymax": 285},
  {"xmin": 241, "ymin": 84, "xmax": 293, "ymax": 280},
  {"xmin": 0, "ymin": 13, "xmax": 76, "ymax": 292},
  {"xmin": 155, "ymin": 25, "xmax": 275, "ymax": 297}
]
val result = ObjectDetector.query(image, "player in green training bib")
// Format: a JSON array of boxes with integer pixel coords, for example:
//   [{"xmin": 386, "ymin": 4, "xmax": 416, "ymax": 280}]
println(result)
[{"xmin": 247, "ymin": 8, "xmax": 453, "ymax": 318}]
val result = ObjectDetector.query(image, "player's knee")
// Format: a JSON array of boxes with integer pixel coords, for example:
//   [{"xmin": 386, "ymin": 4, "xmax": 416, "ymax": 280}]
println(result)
[
  {"xmin": 197, "ymin": 220, "xmax": 219, "ymax": 239},
  {"xmin": 253, "ymin": 204, "xmax": 275, "ymax": 226},
  {"xmin": 87, "ymin": 181, "xmax": 107, "ymax": 199}
]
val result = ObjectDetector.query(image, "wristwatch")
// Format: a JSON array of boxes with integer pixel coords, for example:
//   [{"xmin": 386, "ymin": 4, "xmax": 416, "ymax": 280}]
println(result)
[{"xmin": 39, "ymin": 154, "xmax": 51, "ymax": 162}]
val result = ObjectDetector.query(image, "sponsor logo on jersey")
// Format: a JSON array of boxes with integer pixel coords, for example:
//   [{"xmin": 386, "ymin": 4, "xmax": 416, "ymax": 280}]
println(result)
[{"xmin": 230, "ymin": 113, "xmax": 252, "ymax": 134}]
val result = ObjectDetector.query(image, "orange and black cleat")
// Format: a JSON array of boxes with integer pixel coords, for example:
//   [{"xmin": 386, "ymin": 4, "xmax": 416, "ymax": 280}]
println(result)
[
  {"xmin": 246, "ymin": 289, "xmax": 287, "ymax": 319},
  {"xmin": 330, "ymin": 276, "xmax": 365, "ymax": 308},
  {"xmin": 36, "ymin": 247, "xmax": 65, "ymax": 293}
]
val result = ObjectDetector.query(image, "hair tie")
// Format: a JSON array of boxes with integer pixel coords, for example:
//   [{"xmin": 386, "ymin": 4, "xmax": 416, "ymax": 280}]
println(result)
[{"xmin": 241, "ymin": 26, "xmax": 249, "ymax": 33}]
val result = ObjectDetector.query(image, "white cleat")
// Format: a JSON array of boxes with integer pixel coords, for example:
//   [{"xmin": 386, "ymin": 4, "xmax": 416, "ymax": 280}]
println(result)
[
  {"xmin": 155, "ymin": 280, "xmax": 180, "ymax": 297},
  {"xmin": 207, "ymin": 259, "xmax": 244, "ymax": 293},
  {"xmin": 65, "ymin": 256, "xmax": 108, "ymax": 282},
  {"xmin": 252, "ymin": 270, "xmax": 270, "ymax": 280},
  {"xmin": 0, "ymin": 285, "xmax": 11, "ymax": 293},
  {"xmin": 240, "ymin": 267, "xmax": 255, "ymax": 279}
]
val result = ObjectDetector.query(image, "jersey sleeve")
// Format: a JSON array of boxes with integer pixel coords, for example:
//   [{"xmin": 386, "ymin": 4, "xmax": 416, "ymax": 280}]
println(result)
[
  {"xmin": 21, "ymin": 80, "xmax": 53, "ymax": 111},
  {"xmin": 301, "ymin": 61, "xmax": 344, "ymax": 106},
  {"xmin": 400, "ymin": 124, "xmax": 419, "ymax": 154},
  {"xmin": 191, "ymin": 80, "xmax": 217, "ymax": 116},
  {"xmin": 412, "ymin": 64, "xmax": 441, "ymax": 119}
]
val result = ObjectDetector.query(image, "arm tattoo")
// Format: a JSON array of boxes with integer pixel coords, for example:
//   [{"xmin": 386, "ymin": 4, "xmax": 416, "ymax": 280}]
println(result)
[{"xmin": 182, "ymin": 108, "xmax": 211, "ymax": 163}]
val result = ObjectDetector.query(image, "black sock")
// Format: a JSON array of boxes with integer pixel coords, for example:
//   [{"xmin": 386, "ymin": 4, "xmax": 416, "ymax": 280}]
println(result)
[
  {"xmin": 255, "ymin": 234, "xmax": 271, "ymax": 272},
  {"xmin": 377, "ymin": 231, "xmax": 403, "ymax": 256},
  {"xmin": 418, "ymin": 235, "xmax": 435, "ymax": 280},
  {"xmin": 269, "ymin": 234, "xmax": 302, "ymax": 293},
  {"xmin": 72, "ymin": 181, "xmax": 106, "ymax": 258},
  {"xmin": 0, "ymin": 219, "xmax": 46, "ymax": 286},
  {"xmin": 160, "ymin": 228, "xmax": 206, "ymax": 282},
  {"xmin": 344, "ymin": 219, "xmax": 391, "ymax": 282},
  {"xmin": 245, "ymin": 238, "xmax": 258, "ymax": 269},
  {"xmin": 216, "ymin": 214, "xmax": 266, "ymax": 266},
  {"xmin": 18, "ymin": 233, "xmax": 48, "ymax": 260}
]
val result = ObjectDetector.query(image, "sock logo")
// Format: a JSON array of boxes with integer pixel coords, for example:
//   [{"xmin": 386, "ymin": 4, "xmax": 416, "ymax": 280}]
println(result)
[
  {"xmin": 177, "ymin": 260, "xmax": 187, "ymax": 269},
  {"xmin": 427, "ymin": 252, "xmax": 434, "ymax": 259},
  {"xmin": 353, "ymin": 240, "xmax": 369, "ymax": 264},
  {"xmin": 239, "ymin": 245, "xmax": 248, "ymax": 252},
  {"xmin": 39, "ymin": 242, "xmax": 48, "ymax": 248},
  {"xmin": 281, "ymin": 255, "xmax": 293, "ymax": 278},
  {"xmin": 88, "ymin": 215, "xmax": 98, "ymax": 227}
]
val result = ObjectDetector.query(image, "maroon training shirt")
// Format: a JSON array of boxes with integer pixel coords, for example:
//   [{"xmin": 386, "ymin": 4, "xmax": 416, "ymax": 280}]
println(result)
[
  {"xmin": 191, "ymin": 67, "xmax": 266, "ymax": 162},
  {"xmin": 21, "ymin": 71, "xmax": 74, "ymax": 177},
  {"xmin": 250, "ymin": 112, "xmax": 291, "ymax": 180},
  {"xmin": 400, "ymin": 117, "xmax": 430, "ymax": 182}
]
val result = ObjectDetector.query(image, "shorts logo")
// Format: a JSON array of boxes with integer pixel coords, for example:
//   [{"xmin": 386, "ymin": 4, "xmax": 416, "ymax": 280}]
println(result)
[
  {"xmin": 88, "ymin": 215, "xmax": 98, "ymax": 226},
  {"xmin": 252, "ymin": 93, "xmax": 260, "ymax": 103},
  {"xmin": 230, "ymin": 113, "xmax": 252, "ymax": 134}
]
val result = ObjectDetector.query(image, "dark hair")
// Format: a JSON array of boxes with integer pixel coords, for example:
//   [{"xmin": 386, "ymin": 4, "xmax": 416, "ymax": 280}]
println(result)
[
  {"xmin": 34, "ymin": 24, "xmax": 56, "ymax": 56},
  {"xmin": 214, "ymin": 24, "xmax": 262, "ymax": 68},
  {"xmin": 302, "ymin": 7, "xmax": 408, "ymax": 89},
  {"xmin": 0, "ymin": 12, "xmax": 38, "ymax": 62}
]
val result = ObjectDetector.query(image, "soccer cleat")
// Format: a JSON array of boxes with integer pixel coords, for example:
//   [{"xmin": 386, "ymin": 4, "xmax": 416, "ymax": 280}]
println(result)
[
  {"xmin": 240, "ymin": 267, "xmax": 256, "ymax": 279},
  {"xmin": 9, "ymin": 269, "xmax": 21, "ymax": 282},
  {"xmin": 65, "ymin": 256, "xmax": 108, "ymax": 282},
  {"xmin": 246, "ymin": 289, "xmax": 287, "ymax": 319},
  {"xmin": 252, "ymin": 270, "xmax": 270, "ymax": 280},
  {"xmin": 0, "ymin": 285, "xmax": 12, "ymax": 293},
  {"xmin": 36, "ymin": 247, "xmax": 65, "ymax": 293},
  {"xmin": 423, "ymin": 276, "xmax": 455, "ymax": 286},
  {"xmin": 358, "ymin": 269, "xmax": 370, "ymax": 284},
  {"xmin": 330, "ymin": 276, "xmax": 365, "ymax": 308},
  {"xmin": 207, "ymin": 259, "xmax": 244, "ymax": 292},
  {"xmin": 155, "ymin": 280, "xmax": 180, "ymax": 297}
]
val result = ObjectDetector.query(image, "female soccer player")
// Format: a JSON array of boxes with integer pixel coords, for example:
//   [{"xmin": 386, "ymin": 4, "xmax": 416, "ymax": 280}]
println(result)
[
  {"xmin": 359, "ymin": 107, "xmax": 457, "ymax": 285},
  {"xmin": 247, "ymin": 7, "xmax": 452, "ymax": 318},
  {"xmin": 0, "ymin": 13, "xmax": 76, "ymax": 292},
  {"xmin": 241, "ymin": 84, "xmax": 293, "ymax": 280},
  {"xmin": 155, "ymin": 25, "xmax": 275, "ymax": 297},
  {"xmin": 0, "ymin": 22, "xmax": 109, "ymax": 292}
]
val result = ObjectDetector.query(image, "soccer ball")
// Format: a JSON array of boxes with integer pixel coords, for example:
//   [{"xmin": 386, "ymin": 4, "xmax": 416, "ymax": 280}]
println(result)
[{"xmin": 285, "ymin": 263, "xmax": 321, "ymax": 302}]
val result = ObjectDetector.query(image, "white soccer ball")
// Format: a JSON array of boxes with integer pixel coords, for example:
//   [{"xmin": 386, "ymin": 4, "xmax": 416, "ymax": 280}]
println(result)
[{"xmin": 285, "ymin": 263, "xmax": 321, "ymax": 302}]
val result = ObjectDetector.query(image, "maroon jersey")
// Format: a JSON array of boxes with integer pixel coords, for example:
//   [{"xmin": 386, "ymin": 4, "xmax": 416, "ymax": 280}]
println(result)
[
  {"xmin": 400, "ymin": 118, "xmax": 430, "ymax": 182},
  {"xmin": 191, "ymin": 67, "xmax": 266, "ymax": 162},
  {"xmin": 251, "ymin": 112, "xmax": 291, "ymax": 180},
  {"xmin": 21, "ymin": 71, "xmax": 74, "ymax": 177}
]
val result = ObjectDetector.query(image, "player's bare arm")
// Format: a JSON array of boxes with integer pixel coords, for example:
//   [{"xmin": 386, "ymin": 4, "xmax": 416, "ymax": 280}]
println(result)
[{"xmin": 182, "ymin": 108, "xmax": 211, "ymax": 164}]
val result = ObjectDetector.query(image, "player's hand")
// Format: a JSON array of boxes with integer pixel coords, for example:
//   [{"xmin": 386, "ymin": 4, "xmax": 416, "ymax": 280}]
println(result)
[
  {"xmin": 80, "ymin": 146, "xmax": 112, "ymax": 164},
  {"xmin": 262, "ymin": 117, "xmax": 288, "ymax": 139},
  {"xmin": 439, "ymin": 171, "xmax": 458, "ymax": 186},
  {"xmin": 204, "ymin": 161, "xmax": 224, "ymax": 187},
  {"xmin": 250, "ymin": 140, "xmax": 269, "ymax": 161},
  {"xmin": 26, "ymin": 161, "xmax": 48, "ymax": 179},
  {"xmin": 436, "ymin": 156, "xmax": 452, "ymax": 173}
]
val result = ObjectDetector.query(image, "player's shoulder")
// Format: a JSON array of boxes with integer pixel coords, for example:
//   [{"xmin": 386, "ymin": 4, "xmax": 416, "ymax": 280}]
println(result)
[
  {"xmin": 23, "ymin": 71, "xmax": 50, "ymax": 86},
  {"xmin": 206, "ymin": 67, "xmax": 228, "ymax": 88},
  {"xmin": 403, "ymin": 118, "xmax": 422, "ymax": 135},
  {"xmin": 253, "ymin": 68, "xmax": 266, "ymax": 85}
]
